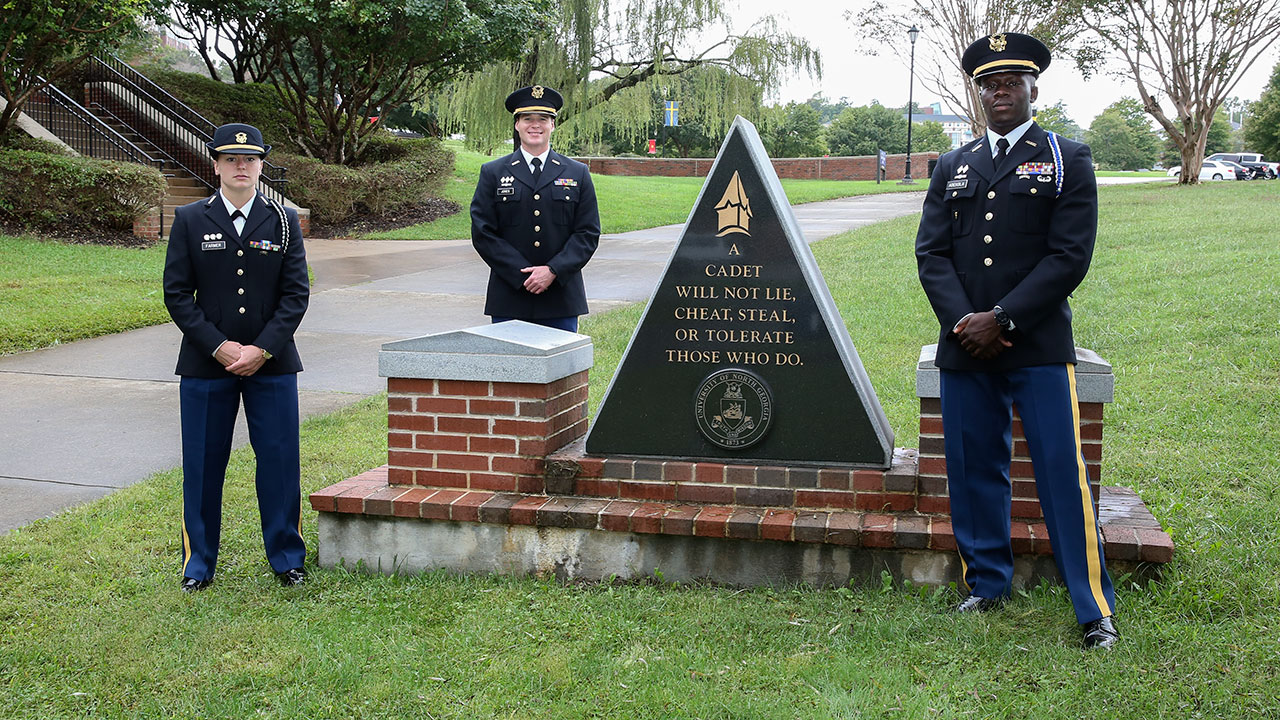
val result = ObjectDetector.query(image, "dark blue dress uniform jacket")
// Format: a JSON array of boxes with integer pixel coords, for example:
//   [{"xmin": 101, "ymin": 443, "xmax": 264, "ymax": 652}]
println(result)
[
  {"xmin": 163, "ymin": 192, "xmax": 309, "ymax": 377},
  {"xmin": 470, "ymin": 150, "xmax": 601, "ymax": 319},
  {"xmin": 916, "ymin": 123, "xmax": 1097, "ymax": 371}
]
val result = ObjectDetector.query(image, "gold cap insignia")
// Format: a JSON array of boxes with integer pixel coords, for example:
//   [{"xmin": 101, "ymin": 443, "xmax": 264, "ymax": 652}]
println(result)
[
  {"xmin": 235, "ymin": 132, "xmax": 248, "ymax": 143},
  {"xmin": 989, "ymin": 33, "xmax": 1007, "ymax": 52},
  {"xmin": 531, "ymin": 86, "xmax": 545, "ymax": 99}
]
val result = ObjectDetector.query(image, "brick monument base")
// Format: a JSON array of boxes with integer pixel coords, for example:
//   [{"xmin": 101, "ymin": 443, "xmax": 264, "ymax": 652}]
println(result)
[{"xmin": 311, "ymin": 323, "xmax": 1172, "ymax": 587}]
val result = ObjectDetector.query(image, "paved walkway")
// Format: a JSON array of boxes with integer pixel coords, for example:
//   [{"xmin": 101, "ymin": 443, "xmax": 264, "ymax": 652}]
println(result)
[{"xmin": 0, "ymin": 192, "xmax": 929, "ymax": 533}]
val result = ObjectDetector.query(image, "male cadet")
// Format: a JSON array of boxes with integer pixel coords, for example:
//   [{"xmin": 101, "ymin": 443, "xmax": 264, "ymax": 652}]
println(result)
[
  {"xmin": 915, "ymin": 33, "xmax": 1119, "ymax": 648},
  {"xmin": 163, "ymin": 123, "xmax": 309, "ymax": 592},
  {"xmin": 470, "ymin": 85, "xmax": 601, "ymax": 332}
]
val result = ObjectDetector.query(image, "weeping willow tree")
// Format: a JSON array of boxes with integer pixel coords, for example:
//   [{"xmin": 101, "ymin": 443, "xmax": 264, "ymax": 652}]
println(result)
[{"xmin": 433, "ymin": 0, "xmax": 821, "ymax": 153}]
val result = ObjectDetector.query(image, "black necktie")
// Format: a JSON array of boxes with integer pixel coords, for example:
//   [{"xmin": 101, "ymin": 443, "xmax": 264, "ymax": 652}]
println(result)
[
  {"xmin": 230, "ymin": 209, "xmax": 245, "ymax": 235},
  {"xmin": 531, "ymin": 156, "xmax": 542, "ymax": 181},
  {"xmin": 995, "ymin": 138, "xmax": 1010, "ymax": 170}
]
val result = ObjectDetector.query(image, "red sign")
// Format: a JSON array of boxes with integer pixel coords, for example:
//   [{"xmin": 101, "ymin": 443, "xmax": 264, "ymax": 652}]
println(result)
[{"xmin": 647, "ymin": 139, "xmax": 657, "ymax": 154}]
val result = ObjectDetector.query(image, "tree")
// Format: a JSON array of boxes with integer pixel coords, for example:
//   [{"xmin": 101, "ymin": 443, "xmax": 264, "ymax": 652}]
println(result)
[
  {"xmin": 263, "ymin": 0, "xmax": 553, "ymax": 165},
  {"xmin": 1205, "ymin": 108, "xmax": 1233, "ymax": 154},
  {"xmin": 160, "ymin": 0, "xmax": 275, "ymax": 83},
  {"xmin": 435, "ymin": 0, "xmax": 821, "ymax": 152},
  {"xmin": 1244, "ymin": 61, "xmax": 1280, "ymax": 160},
  {"xmin": 1087, "ymin": 98, "xmax": 1160, "ymax": 170},
  {"xmin": 1161, "ymin": 108, "xmax": 1234, "ymax": 165},
  {"xmin": 0, "ymin": 0, "xmax": 155, "ymax": 140},
  {"xmin": 1080, "ymin": 0, "xmax": 1280, "ymax": 184},
  {"xmin": 802, "ymin": 93, "xmax": 852, "ymax": 124},
  {"xmin": 824, "ymin": 102, "xmax": 951, "ymax": 157},
  {"xmin": 1035, "ymin": 101, "xmax": 1084, "ymax": 142},
  {"xmin": 849, "ymin": 0, "xmax": 1087, "ymax": 136},
  {"xmin": 761, "ymin": 102, "xmax": 825, "ymax": 158}
]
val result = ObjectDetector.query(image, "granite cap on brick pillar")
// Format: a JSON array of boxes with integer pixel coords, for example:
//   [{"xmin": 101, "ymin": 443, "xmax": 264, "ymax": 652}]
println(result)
[
  {"xmin": 915, "ymin": 344, "xmax": 1114, "ymax": 403},
  {"xmin": 379, "ymin": 321, "xmax": 593, "ymax": 384}
]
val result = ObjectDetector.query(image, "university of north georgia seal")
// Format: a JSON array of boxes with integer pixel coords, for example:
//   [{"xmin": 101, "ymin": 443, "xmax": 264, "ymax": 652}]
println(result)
[{"xmin": 694, "ymin": 368, "xmax": 774, "ymax": 449}]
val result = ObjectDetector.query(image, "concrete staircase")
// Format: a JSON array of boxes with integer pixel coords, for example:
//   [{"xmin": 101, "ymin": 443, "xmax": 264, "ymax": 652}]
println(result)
[{"xmin": 83, "ymin": 104, "xmax": 212, "ymax": 233}]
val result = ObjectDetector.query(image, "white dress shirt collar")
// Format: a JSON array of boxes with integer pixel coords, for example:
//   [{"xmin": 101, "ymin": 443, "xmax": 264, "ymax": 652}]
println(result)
[
  {"xmin": 986, "ymin": 117, "xmax": 1035, "ymax": 158},
  {"xmin": 520, "ymin": 147, "xmax": 551, "ymax": 174}
]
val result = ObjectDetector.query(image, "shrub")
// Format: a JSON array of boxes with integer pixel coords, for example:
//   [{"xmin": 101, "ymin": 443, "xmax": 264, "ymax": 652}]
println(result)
[
  {"xmin": 134, "ymin": 65, "xmax": 294, "ymax": 141},
  {"xmin": 274, "ymin": 136, "xmax": 452, "ymax": 224},
  {"xmin": 0, "ymin": 148, "xmax": 166, "ymax": 230}
]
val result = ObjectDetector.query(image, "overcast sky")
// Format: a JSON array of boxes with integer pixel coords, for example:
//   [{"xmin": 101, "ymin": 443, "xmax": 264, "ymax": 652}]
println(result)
[{"xmin": 731, "ymin": 1, "xmax": 1280, "ymax": 127}]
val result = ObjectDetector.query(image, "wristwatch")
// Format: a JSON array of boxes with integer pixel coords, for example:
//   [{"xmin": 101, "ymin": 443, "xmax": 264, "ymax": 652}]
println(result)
[
  {"xmin": 993, "ymin": 305, "xmax": 1015, "ymax": 331},
  {"xmin": 261, "ymin": 348, "xmax": 273, "ymax": 360}
]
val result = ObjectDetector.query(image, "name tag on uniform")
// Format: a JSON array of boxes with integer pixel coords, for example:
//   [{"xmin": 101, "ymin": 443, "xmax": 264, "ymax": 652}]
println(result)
[
  {"xmin": 497, "ymin": 187, "xmax": 515, "ymax": 196},
  {"xmin": 946, "ymin": 179, "xmax": 968, "ymax": 190},
  {"xmin": 201, "ymin": 240, "xmax": 226, "ymax": 251}
]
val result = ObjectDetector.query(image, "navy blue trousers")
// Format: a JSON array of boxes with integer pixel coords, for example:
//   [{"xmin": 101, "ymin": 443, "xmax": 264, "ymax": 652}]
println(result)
[
  {"xmin": 491, "ymin": 315, "xmax": 579, "ymax": 332},
  {"xmin": 940, "ymin": 364, "xmax": 1115, "ymax": 624},
  {"xmin": 179, "ymin": 373, "xmax": 305, "ymax": 580}
]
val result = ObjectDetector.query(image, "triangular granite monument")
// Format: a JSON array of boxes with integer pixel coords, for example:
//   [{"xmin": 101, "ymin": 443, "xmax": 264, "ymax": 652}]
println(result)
[{"xmin": 585, "ymin": 117, "xmax": 894, "ymax": 467}]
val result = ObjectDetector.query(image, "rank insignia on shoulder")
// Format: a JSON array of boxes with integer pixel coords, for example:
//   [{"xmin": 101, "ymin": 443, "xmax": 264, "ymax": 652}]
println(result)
[
  {"xmin": 553, "ymin": 178, "xmax": 578, "ymax": 187},
  {"xmin": 1015, "ymin": 162, "xmax": 1055, "ymax": 176},
  {"xmin": 946, "ymin": 179, "xmax": 968, "ymax": 190}
]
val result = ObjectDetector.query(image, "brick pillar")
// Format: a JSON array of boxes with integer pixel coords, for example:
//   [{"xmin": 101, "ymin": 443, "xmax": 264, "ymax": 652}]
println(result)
[
  {"xmin": 915, "ymin": 345, "xmax": 1112, "ymax": 520},
  {"xmin": 378, "ymin": 322, "xmax": 593, "ymax": 494},
  {"xmin": 133, "ymin": 206, "xmax": 162, "ymax": 240}
]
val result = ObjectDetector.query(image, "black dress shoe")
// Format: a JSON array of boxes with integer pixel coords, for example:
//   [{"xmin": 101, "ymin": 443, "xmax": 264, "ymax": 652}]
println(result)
[
  {"xmin": 1082, "ymin": 616, "xmax": 1120, "ymax": 649},
  {"xmin": 953, "ymin": 594, "xmax": 1005, "ymax": 613},
  {"xmin": 181, "ymin": 577, "xmax": 212, "ymax": 593},
  {"xmin": 276, "ymin": 567, "xmax": 306, "ymax": 587}
]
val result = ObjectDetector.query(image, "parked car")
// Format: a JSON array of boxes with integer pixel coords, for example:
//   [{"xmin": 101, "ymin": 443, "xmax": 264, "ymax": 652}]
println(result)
[
  {"xmin": 1221, "ymin": 160, "xmax": 1253, "ymax": 180},
  {"xmin": 1207, "ymin": 152, "xmax": 1277, "ymax": 179},
  {"xmin": 1166, "ymin": 160, "xmax": 1237, "ymax": 181}
]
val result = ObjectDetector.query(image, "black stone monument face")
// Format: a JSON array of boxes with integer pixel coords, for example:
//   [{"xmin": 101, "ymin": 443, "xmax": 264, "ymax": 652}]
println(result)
[{"xmin": 585, "ymin": 117, "xmax": 894, "ymax": 467}]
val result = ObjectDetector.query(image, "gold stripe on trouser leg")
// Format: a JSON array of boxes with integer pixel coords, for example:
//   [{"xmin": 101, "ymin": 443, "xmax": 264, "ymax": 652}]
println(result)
[
  {"xmin": 1068, "ymin": 364, "xmax": 1112, "ymax": 616},
  {"xmin": 181, "ymin": 514, "xmax": 193, "ymax": 575},
  {"xmin": 958, "ymin": 554, "xmax": 971, "ymax": 592}
]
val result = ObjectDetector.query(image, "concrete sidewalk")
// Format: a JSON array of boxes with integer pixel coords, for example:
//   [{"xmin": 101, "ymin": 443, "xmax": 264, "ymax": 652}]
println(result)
[{"xmin": 0, "ymin": 191, "xmax": 925, "ymax": 534}]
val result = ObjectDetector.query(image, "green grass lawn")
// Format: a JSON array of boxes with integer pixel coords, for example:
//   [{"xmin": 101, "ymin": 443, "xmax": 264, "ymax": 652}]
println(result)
[
  {"xmin": 1094, "ymin": 170, "xmax": 1168, "ymax": 178},
  {"xmin": 2, "ymin": 182, "xmax": 1278, "ymax": 717},
  {"xmin": 0, "ymin": 236, "xmax": 169, "ymax": 355},
  {"xmin": 363, "ymin": 143, "xmax": 920, "ymax": 240}
]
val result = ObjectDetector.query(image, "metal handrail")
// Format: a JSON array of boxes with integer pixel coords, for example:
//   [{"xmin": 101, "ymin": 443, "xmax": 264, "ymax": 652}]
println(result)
[
  {"xmin": 83, "ymin": 55, "xmax": 289, "ymax": 205},
  {"xmin": 86, "ymin": 99, "xmax": 203, "ymax": 187},
  {"xmin": 24, "ymin": 81, "xmax": 165, "ymax": 172}
]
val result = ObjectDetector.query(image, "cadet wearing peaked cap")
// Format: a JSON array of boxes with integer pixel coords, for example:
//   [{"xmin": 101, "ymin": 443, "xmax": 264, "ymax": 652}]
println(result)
[
  {"xmin": 470, "ymin": 85, "xmax": 600, "ymax": 333},
  {"xmin": 164, "ymin": 122, "xmax": 309, "ymax": 593},
  {"xmin": 915, "ymin": 33, "xmax": 1120, "ymax": 649}
]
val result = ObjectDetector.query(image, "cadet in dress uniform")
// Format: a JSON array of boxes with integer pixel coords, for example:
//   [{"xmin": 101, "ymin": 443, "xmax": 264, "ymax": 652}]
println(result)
[
  {"xmin": 470, "ymin": 85, "xmax": 601, "ymax": 332},
  {"xmin": 914, "ymin": 34, "xmax": 1119, "ymax": 648},
  {"xmin": 163, "ymin": 123, "xmax": 309, "ymax": 592}
]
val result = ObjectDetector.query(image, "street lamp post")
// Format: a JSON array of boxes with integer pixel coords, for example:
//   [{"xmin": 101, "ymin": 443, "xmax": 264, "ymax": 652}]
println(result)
[{"xmin": 901, "ymin": 24, "xmax": 920, "ymax": 185}]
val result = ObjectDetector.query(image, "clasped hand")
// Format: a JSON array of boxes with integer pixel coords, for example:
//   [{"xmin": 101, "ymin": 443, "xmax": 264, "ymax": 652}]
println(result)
[
  {"xmin": 215, "ymin": 341, "xmax": 267, "ymax": 376},
  {"xmin": 956, "ymin": 311, "xmax": 1013, "ymax": 360}
]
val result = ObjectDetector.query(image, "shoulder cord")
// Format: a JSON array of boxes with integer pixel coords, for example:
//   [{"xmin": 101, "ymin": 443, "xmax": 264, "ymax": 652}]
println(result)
[
  {"xmin": 1046, "ymin": 131, "xmax": 1064, "ymax": 198},
  {"xmin": 264, "ymin": 197, "xmax": 291, "ymax": 255}
]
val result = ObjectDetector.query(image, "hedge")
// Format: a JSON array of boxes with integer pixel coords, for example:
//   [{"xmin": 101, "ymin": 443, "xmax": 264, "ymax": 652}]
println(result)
[
  {"xmin": 0, "ymin": 142, "xmax": 166, "ymax": 230},
  {"xmin": 136, "ymin": 67, "xmax": 454, "ymax": 225},
  {"xmin": 273, "ymin": 136, "xmax": 453, "ymax": 224}
]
